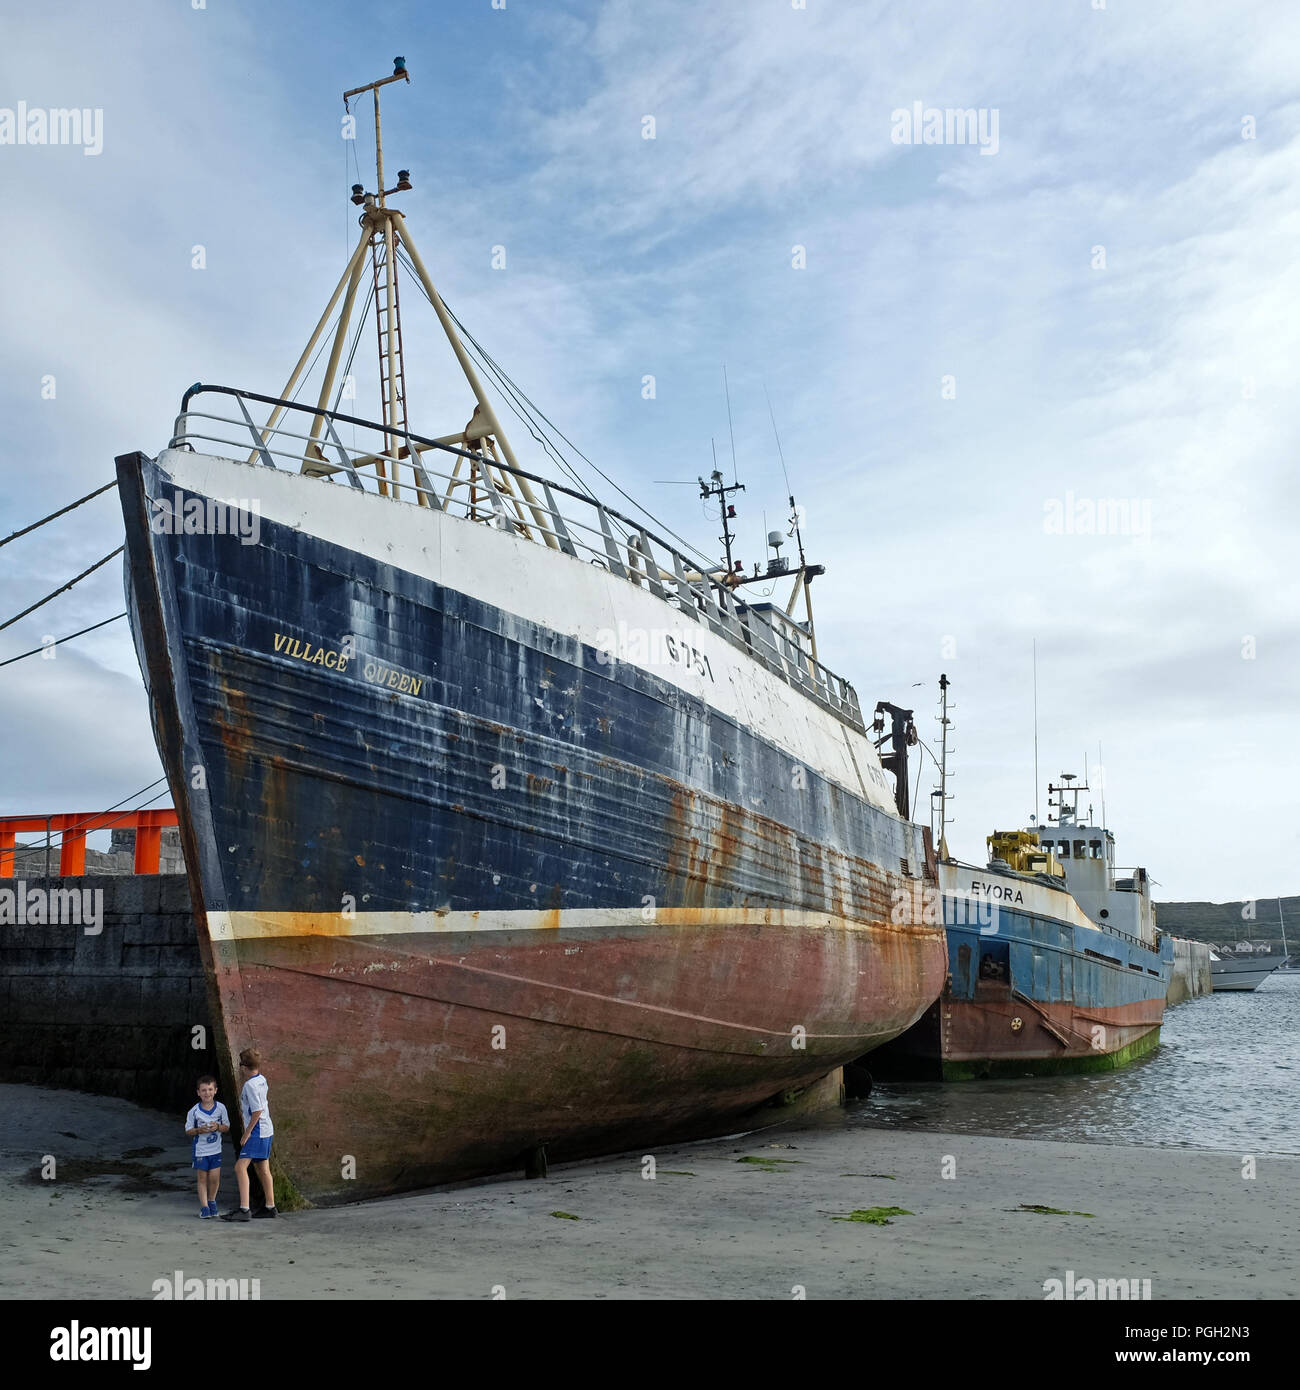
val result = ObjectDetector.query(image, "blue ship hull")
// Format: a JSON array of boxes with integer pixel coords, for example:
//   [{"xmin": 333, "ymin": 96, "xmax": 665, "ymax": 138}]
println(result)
[
  {"xmin": 872, "ymin": 893, "xmax": 1174, "ymax": 1079},
  {"xmin": 116, "ymin": 444, "xmax": 947, "ymax": 1199}
]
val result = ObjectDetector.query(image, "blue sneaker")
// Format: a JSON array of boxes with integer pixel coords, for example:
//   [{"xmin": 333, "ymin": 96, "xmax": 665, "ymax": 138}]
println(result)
[
  {"xmin": 199, "ymin": 1209, "xmax": 212, "ymax": 1219},
  {"xmin": 207, "ymin": 1201, "xmax": 218, "ymax": 1216}
]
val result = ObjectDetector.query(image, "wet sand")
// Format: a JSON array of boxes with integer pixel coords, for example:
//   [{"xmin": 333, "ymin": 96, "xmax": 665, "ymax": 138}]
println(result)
[{"xmin": 2, "ymin": 1083, "xmax": 1295, "ymax": 1300}]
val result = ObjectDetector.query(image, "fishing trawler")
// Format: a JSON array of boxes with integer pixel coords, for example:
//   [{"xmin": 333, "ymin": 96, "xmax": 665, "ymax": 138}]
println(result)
[
  {"xmin": 114, "ymin": 61, "xmax": 947, "ymax": 1203},
  {"xmin": 871, "ymin": 738, "xmax": 1172, "ymax": 1079}
]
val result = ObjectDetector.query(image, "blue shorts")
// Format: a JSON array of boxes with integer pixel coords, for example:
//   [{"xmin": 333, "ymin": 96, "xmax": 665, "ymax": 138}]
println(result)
[
  {"xmin": 192, "ymin": 1154, "xmax": 222, "ymax": 1171},
  {"xmin": 239, "ymin": 1133, "xmax": 273, "ymax": 1161}
]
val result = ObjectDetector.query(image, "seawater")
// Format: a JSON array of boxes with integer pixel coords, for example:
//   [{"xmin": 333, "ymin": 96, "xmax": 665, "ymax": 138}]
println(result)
[{"xmin": 853, "ymin": 973, "xmax": 1300, "ymax": 1155}]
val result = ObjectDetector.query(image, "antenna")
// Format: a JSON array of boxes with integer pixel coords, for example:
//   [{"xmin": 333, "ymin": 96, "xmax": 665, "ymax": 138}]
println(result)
[
  {"xmin": 764, "ymin": 385, "xmax": 792, "ymax": 495},
  {"xmin": 1032, "ymin": 639, "xmax": 1040, "ymax": 824},
  {"xmin": 722, "ymin": 365, "xmax": 739, "ymax": 487},
  {"xmin": 1048, "ymin": 772, "xmax": 1088, "ymax": 828},
  {"xmin": 932, "ymin": 673, "xmax": 954, "ymax": 858},
  {"xmin": 692, "ymin": 383, "xmax": 827, "ymax": 660},
  {"xmin": 1098, "ymin": 740, "xmax": 1106, "ymax": 835},
  {"xmin": 698, "ymin": 462, "xmax": 744, "ymax": 581},
  {"xmin": 764, "ymin": 385, "xmax": 807, "ymax": 570}
]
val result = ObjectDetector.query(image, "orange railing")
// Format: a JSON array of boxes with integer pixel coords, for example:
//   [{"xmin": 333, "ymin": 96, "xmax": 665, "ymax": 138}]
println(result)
[{"xmin": 0, "ymin": 808, "xmax": 179, "ymax": 877}]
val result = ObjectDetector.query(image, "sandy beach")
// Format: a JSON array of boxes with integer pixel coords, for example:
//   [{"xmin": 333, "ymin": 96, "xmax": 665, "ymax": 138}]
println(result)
[{"xmin": 1, "ymin": 1083, "xmax": 1294, "ymax": 1301}]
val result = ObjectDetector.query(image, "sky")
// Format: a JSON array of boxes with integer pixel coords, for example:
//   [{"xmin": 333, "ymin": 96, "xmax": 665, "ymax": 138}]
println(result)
[{"xmin": 1, "ymin": 0, "xmax": 1297, "ymax": 902}]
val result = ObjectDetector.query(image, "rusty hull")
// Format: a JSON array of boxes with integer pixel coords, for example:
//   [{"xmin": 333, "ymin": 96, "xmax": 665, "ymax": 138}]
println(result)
[
  {"xmin": 116, "ymin": 449, "xmax": 947, "ymax": 1202},
  {"xmin": 212, "ymin": 910, "xmax": 942, "ymax": 1201}
]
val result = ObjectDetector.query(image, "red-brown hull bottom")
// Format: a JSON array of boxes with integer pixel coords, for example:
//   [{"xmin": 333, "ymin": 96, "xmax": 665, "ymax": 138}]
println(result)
[
  {"xmin": 872, "ymin": 987, "xmax": 1164, "ymax": 1080},
  {"xmin": 213, "ymin": 917, "xmax": 946, "ymax": 1202}
]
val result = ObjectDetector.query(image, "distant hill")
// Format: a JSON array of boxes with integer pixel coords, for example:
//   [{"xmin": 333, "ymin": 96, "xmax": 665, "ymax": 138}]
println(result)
[{"xmin": 1156, "ymin": 896, "xmax": 1299, "ymax": 947}]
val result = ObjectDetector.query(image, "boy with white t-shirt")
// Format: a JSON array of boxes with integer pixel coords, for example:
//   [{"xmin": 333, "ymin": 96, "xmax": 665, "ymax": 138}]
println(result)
[
  {"xmin": 184, "ymin": 1076, "xmax": 229, "ymax": 1219},
  {"xmin": 220, "ymin": 1047, "xmax": 277, "ymax": 1222}
]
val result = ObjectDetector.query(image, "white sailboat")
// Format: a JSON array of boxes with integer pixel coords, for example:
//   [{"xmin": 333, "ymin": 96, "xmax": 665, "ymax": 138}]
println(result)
[{"xmin": 1276, "ymin": 898, "xmax": 1299, "ymax": 974}]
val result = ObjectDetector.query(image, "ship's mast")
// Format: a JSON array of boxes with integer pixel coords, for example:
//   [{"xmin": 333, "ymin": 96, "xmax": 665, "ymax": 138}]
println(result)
[
  {"xmin": 698, "ymin": 466, "xmax": 744, "ymax": 580},
  {"xmin": 695, "ymin": 393, "xmax": 825, "ymax": 664},
  {"xmin": 687, "ymin": 397, "xmax": 827, "ymax": 669},
  {"xmin": 1032, "ymin": 638, "xmax": 1040, "ymax": 825},
  {"xmin": 932, "ymin": 672, "xmax": 953, "ymax": 859},
  {"xmin": 342, "ymin": 61, "xmax": 413, "ymax": 482},
  {"xmin": 252, "ymin": 58, "xmax": 557, "ymax": 546},
  {"xmin": 1047, "ymin": 773, "xmax": 1088, "ymax": 827}
]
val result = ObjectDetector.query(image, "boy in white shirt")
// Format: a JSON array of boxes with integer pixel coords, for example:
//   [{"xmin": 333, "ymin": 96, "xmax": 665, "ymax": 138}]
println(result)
[
  {"xmin": 184, "ymin": 1075, "xmax": 229, "ymax": 1219},
  {"xmin": 220, "ymin": 1047, "xmax": 277, "ymax": 1222}
]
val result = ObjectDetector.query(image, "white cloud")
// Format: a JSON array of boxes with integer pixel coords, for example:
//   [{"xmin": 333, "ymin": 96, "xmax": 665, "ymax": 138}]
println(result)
[{"xmin": 2, "ymin": 0, "xmax": 1297, "ymax": 897}]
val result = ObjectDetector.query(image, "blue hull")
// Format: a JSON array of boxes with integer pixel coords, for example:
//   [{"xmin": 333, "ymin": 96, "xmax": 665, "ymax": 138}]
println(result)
[
  {"xmin": 116, "ymin": 448, "xmax": 947, "ymax": 1198},
  {"xmin": 871, "ymin": 900, "xmax": 1174, "ymax": 1079},
  {"xmin": 125, "ymin": 462, "xmax": 929, "ymax": 918}
]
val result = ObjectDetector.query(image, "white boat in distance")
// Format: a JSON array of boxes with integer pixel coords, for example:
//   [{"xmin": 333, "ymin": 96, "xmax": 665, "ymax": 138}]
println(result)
[{"xmin": 1208, "ymin": 952, "xmax": 1285, "ymax": 993}]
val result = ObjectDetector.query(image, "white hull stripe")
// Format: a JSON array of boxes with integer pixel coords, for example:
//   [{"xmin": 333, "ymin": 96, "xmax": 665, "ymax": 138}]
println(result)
[
  {"xmin": 942, "ymin": 861, "xmax": 1115, "ymax": 935},
  {"xmin": 205, "ymin": 906, "xmax": 923, "ymax": 941}
]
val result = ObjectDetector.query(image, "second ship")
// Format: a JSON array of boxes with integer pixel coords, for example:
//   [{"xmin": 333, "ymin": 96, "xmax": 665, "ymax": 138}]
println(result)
[{"xmin": 871, "ymin": 732, "xmax": 1172, "ymax": 1080}]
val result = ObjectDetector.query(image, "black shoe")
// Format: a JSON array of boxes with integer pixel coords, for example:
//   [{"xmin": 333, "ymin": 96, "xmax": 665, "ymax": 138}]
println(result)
[
  {"xmin": 251, "ymin": 1206, "xmax": 277, "ymax": 1219},
  {"xmin": 219, "ymin": 1207, "xmax": 251, "ymax": 1222}
]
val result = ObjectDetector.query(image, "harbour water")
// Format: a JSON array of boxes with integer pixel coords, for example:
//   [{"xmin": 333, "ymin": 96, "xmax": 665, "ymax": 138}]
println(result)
[{"xmin": 855, "ymin": 973, "xmax": 1300, "ymax": 1156}]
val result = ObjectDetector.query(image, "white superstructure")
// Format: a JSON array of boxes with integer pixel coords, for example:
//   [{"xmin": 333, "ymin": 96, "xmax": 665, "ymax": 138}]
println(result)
[{"xmin": 1028, "ymin": 775, "xmax": 1156, "ymax": 945}]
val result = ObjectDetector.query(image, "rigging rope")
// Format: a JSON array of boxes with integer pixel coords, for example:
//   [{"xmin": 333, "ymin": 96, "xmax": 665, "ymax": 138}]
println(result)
[
  {"xmin": 17, "ymin": 780, "xmax": 173, "ymax": 847},
  {"xmin": 0, "ymin": 612, "xmax": 127, "ymax": 668},
  {"xmin": 391, "ymin": 249, "xmax": 595, "ymax": 497},
  {"xmin": 450, "ymin": 312, "xmax": 720, "ymax": 570},
  {"xmin": 1, "ymin": 480, "xmax": 117, "ymax": 550},
  {"xmin": 0, "ymin": 548, "xmax": 124, "ymax": 634},
  {"xmin": 391, "ymin": 248, "xmax": 720, "ymax": 571},
  {"xmin": 290, "ymin": 311, "xmax": 345, "ymax": 405},
  {"xmin": 331, "ymin": 280, "xmax": 377, "ymax": 414}
]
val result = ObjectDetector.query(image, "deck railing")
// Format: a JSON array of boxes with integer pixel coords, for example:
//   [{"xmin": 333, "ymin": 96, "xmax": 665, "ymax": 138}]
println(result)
[{"xmin": 169, "ymin": 385, "xmax": 865, "ymax": 730}]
